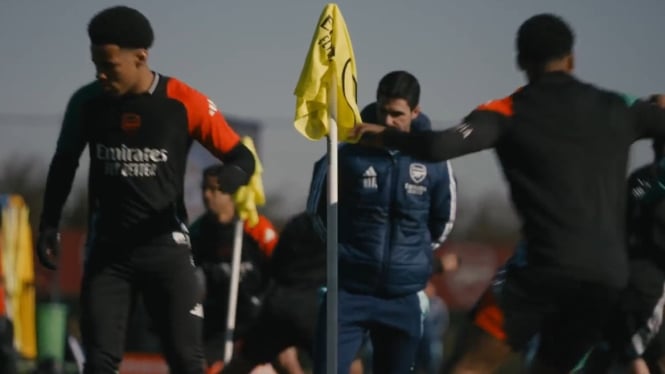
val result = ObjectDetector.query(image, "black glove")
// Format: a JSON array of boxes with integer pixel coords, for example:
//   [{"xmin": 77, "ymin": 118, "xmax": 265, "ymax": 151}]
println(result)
[
  {"xmin": 35, "ymin": 227, "xmax": 60, "ymax": 270},
  {"xmin": 217, "ymin": 165, "xmax": 249, "ymax": 195},
  {"xmin": 201, "ymin": 262, "xmax": 231, "ymax": 286}
]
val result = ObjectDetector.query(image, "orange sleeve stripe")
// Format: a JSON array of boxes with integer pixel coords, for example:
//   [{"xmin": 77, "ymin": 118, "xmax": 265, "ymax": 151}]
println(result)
[
  {"xmin": 476, "ymin": 95, "xmax": 514, "ymax": 117},
  {"xmin": 244, "ymin": 215, "xmax": 278, "ymax": 256},
  {"xmin": 166, "ymin": 78, "xmax": 241, "ymax": 157},
  {"xmin": 472, "ymin": 289, "xmax": 507, "ymax": 342}
]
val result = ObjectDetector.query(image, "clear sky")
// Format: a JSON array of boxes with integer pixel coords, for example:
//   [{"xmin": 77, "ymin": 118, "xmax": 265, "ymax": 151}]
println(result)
[{"xmin": 1, "ymin": 0, "xmax": 664, "ymax": 217}]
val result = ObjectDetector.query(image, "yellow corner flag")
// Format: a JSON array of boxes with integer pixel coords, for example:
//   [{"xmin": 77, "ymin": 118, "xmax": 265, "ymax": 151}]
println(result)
[
  {"xmin": 233, "ymin": 137, "xmax": 265, "ymax": 228},
  {"xmin": 1, "ymin": 195, "xmax": 37, "ymax": 359},
  {"xmin": 294, "ymin": 3, "xmax": 361, "ymax": 142}
]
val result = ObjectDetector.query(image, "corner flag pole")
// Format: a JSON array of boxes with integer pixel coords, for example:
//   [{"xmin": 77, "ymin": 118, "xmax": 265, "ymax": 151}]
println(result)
[{"xmin": 326, "ymin": 70, "xmax": 339, "ymax": 374}]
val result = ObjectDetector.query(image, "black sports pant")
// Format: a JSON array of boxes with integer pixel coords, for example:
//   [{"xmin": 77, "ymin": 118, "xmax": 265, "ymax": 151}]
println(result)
[
  {"xmin": 585, "ymin": 259, "xmax": 665, "ymax": 373},
  {"xmin": 80, "ymin": 232, "xmax": 205, "ymax": 373},
  {"xmin": 0, "ymin": 316, "xmax": 17, "ymax": 374},
  {"xmin": 221, "ymin": 285, "xmax": 319, "ymax": 373},
  {"xmin": 471, "ymin": 265, "xmax": 621, "ymax": 372}
]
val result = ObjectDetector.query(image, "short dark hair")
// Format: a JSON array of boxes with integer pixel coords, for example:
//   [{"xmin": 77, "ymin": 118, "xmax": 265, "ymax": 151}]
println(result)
[
  {"xmin": 517, "ymin": 14, "xmax": 574, "ymax": 68},
  {"xmin": 88, "ymin": 6, "xmax": 154, "ymax": 49},
  {"xmin": 376, "ymin": 71, "xmax": 420, "ymax": 109}
]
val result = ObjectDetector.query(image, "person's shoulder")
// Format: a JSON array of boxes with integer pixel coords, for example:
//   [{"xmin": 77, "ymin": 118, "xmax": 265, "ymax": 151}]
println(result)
[
  {"xmin": 76, "ymin": 80, "xmax": 104, "ymax": 94},
  {"xmin": 68, "ymin": 81, "xmax": 104, "ymax": 106},
  {"xmin": 164, "ymin": 76, "xmax": 197, "ymax": 96},
  {"xmin": 411, "ymin": 112, "xmax": 432, "ymax": 132},
  {"xmin": 338, "ymin": 142, "xmax": 359, "ymax": 154},
  {"xmin": 339, "ymin": 141, "xmax": 382, "ymax": 157},
  {"xmin": 313, "ymin": 143, "xmax": 359, "ymax": 164},
  {"xmin": 162, "ymin": 76, "xmax": 224, "ymax": 124},
  {"xmin": 163, "ymin": 75, "xmax": 213, "ymax": 104},
  {"xmin": 278, "ymin": 211, "xmax": 321, "ymax": 245},
  {"xmin": 474, "ymin": 89, "xmax": 521, "ymax": 117},
  {"xmin": 572, "ymin": 78, "xmax": 638, "ymax": 108}
]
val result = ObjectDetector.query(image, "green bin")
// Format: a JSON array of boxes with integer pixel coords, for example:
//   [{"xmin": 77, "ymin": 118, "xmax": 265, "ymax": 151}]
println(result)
[{"xmin": 36, "ymin": 302, "xmax": 68, "ymax": 362}]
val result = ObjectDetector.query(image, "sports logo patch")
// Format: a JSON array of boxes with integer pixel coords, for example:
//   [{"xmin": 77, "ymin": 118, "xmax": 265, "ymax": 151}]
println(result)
[
  {"xmin": 409, "ymin": 163, "xmax": 427, "ymax": 184},
  {"xmin": 121, "ymin": 113, "xmax": 141, "ymax": 134}
]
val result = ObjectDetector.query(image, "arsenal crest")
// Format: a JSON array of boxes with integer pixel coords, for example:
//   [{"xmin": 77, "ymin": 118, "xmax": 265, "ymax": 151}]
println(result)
[
  {"xmin": 121, "ymin": 113, "xmax": 141, "ymax": 134},
  {"xmin": 409, "ymin": 163, "xmax": 427, "ymax": 184}
]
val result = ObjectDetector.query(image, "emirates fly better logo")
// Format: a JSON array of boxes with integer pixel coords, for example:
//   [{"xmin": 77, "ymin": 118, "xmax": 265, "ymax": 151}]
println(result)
[{"xmin": 96, "ymin": 144, "xmax": 168, "ymax": 177}]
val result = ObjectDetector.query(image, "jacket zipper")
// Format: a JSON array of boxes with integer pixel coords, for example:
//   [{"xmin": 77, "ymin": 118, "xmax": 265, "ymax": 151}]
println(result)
[{"xmin": 378, "ymin": 152, "xmax": 398, "ymax": 293}]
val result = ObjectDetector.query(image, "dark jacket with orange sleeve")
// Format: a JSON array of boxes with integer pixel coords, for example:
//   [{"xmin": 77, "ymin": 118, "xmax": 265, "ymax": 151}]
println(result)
[{"xmin": 39, "ymin": 73, "xmax": 255, "ymax": 243}]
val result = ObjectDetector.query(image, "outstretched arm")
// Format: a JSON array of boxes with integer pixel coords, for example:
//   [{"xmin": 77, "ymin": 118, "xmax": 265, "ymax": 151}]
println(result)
[{"xmin": 353, "ymin": 108, "xmax": 509, "ymax": 162}]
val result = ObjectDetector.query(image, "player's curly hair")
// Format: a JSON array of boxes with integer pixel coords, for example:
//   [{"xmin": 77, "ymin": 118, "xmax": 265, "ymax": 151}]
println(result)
[
  {"xmin": 517, "ymin": 14, "xmax": 574, "ymax": 69},
  {"xmin": 87, "ymin": 6, "xmax": 154, "ymax": 49}
]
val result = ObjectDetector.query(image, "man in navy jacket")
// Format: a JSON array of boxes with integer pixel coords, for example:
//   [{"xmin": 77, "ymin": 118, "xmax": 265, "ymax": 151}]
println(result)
[{"xmin": 307, "ymin": 71, "xmax": 457, "ymax": 374}]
